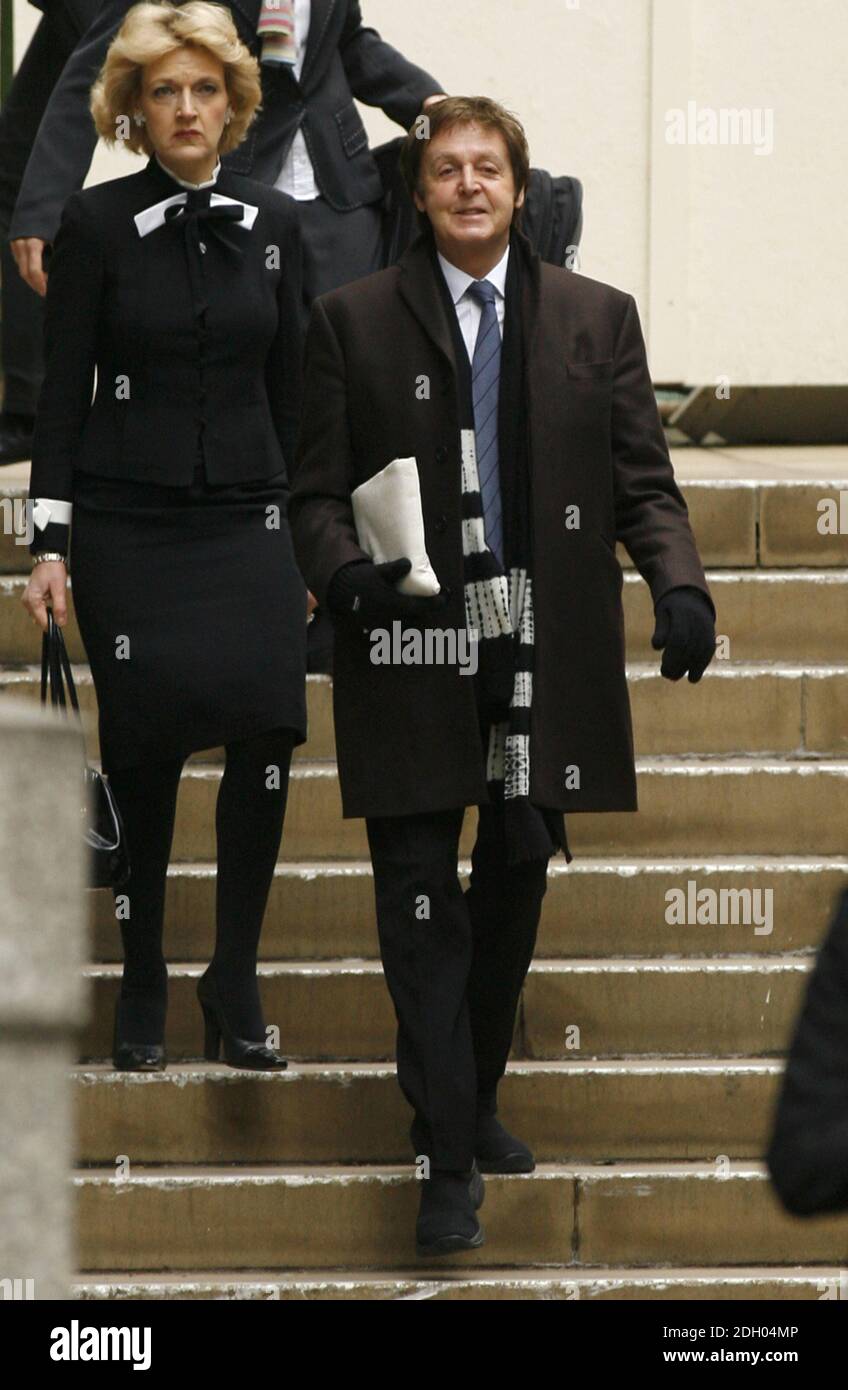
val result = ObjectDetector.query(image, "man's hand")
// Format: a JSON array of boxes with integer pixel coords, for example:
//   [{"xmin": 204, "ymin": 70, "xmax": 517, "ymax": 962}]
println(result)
[
  {"xmin": 651, "ymin": 585, "xmax": 716, "ymax": 683},
  {"xmin": 22, "ymin": 560, "xmax": 68, "ymax": 631},
  {"xmin": 307, "ymin": 589, "xmax": 319, "ymax": 619},
  {"xmin": 327, "ymin": 556, "xmax": 450, "ymax": 633},
  {"xmin": 11, "ymin": 238, "xmax": 49, "ymax": 297},
  {"xmin": 422, "ymin": 94, "xmax": 449, "ymax": 110}
]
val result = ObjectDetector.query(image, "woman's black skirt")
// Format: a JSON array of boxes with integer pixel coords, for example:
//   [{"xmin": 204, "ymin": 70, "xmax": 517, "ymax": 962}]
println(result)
[{"xmin": 68, "ymin": 459, "xmax": 308, "ymax": 774}]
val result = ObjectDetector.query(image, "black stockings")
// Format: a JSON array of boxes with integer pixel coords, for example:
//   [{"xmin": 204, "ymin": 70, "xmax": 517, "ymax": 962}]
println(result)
[{"xmin": 107, "ymin": 725, "xmax": 296, "ymax": 1044}]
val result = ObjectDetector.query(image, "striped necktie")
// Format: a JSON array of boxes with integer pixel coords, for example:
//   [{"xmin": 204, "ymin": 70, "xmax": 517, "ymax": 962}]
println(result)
[
  {"xmin": 467, "ymin": 278, "xmax": 504, "ymax": 568},
  {"xmin": 256, "ymin": 0, "xmax": 297, "ymax": 65}
]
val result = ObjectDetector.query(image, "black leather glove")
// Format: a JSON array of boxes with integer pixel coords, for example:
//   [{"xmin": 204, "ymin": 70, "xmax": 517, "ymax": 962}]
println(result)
[
  {"xmin": 651, "ymin": 585, "xmax": 716, "ymax": 682},
  {"xmin": 326, "ymin": 557, "xmax": 451, "ymax": 632}
]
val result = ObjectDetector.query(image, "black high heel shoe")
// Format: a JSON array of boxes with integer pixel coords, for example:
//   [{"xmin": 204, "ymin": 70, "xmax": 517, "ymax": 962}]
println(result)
[
  {"xmin": 112, "ymin": 997, "xmax": 166, "ymax": 1071},
  {"xmin": 196, "ymin": 969, "xmax": 288, "ymax": 1070}
]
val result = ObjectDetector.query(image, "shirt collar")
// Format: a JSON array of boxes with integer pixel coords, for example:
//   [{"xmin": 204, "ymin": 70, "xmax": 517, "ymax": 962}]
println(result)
[
  {"xmin": 436, "ymin": 241, "xmax": 510, "ymax": 306},
  {"xmin": 154, "ymin": 153, "xmax": 221, "ymax": 191}
]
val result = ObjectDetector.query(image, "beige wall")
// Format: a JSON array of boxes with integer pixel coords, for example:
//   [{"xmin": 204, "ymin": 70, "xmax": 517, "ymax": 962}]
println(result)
[{"xmin": 11, "ymin": 0, "xmax": 847, "ymax": 384}]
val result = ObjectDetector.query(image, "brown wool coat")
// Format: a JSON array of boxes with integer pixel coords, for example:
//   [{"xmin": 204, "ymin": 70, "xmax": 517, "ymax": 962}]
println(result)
[{"xmin": 288, "ymin": 226, "xmax": 712, "ymax": 819}]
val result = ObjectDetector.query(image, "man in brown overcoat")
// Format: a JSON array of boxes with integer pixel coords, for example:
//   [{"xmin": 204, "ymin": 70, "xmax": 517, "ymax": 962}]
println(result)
[{"xmin": 289, "ymin": 96, "xmax": 716, "ymax": 1256}]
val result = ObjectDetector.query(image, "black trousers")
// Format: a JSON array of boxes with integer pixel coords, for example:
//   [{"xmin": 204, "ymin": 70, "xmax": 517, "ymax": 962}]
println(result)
[
  {"xmin": 365, "ymin": 725, "xmax": 551, "ymax": 1170},
  {"xmin": 0, "ymin": 5, "xmax": 79, "ymax": 415},
  {"xmin": 293, "ymin": 192, "xmax": 384, "ymax": 326}
]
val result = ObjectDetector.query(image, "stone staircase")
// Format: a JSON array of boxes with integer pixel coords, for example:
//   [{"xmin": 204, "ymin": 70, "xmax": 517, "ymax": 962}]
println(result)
[{"xmin": 2, "ymin": 453, "xmax": 848, "ymax": 1299}]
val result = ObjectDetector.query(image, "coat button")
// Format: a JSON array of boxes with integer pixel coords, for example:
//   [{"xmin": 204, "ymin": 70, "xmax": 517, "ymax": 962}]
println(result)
[
  {"xmin": 199, "ymin": 241, "xmax": 207, "ymax": 254},
  {"xmin": 434, "ymin": 513, "xmax": 447, "ymax": 533},
  {"xmin": 435, "ymin": 445, "xmax": 448, "ymax": 463}
]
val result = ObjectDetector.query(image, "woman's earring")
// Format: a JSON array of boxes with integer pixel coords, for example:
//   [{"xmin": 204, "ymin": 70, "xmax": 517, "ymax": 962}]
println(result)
[
  {"xmin": 224, "ymin": 107, "xmax": 233, "ymax": 125},
  {"xmin": 133, "ymin": 111, "xmax": 146, "ymax": 126}
]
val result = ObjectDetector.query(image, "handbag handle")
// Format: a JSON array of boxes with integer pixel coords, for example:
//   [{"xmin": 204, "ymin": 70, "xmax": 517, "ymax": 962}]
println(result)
[
  {"xmin": 41, "ymin": 608, "xmax": 61, "ymax": 708},
  {"xmin": 40, "ymin": 609, "xmax": 81, "ymax": 717}
]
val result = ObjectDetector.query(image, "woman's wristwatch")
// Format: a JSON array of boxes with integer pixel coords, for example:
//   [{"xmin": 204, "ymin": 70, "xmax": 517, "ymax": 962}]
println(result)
[{"xmin": 31, "ymin": 552, "xmax": 67, "ymax": 566}]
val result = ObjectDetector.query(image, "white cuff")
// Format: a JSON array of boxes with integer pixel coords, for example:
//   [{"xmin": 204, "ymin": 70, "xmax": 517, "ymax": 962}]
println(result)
[{"xmin": 32, "ymin": 497, "xmax": 73, "ymax": 530}]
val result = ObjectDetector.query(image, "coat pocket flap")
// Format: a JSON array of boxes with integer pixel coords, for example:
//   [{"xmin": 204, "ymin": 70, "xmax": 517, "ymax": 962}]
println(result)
[
  {"xmin": 566, "ymin": 359, "xmax": 614, "ymax": 381},
  {"xmin": 334, "ymin": 100, "xmax": 369, "ymax": 158}
]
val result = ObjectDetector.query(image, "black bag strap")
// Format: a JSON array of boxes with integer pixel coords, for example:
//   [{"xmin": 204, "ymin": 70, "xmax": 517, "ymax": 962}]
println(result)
[
  {"xmin": 40, "ymin": 610, "xmax": 81, "ymax": 718},
  {"xmin": 40, "ymin": 616, "xmax": 49, "ymax": 705},
  {"xmin": 56, "ymin": 620, "xmax": 80, "ymax": 714},
  {"xmin": 41, "ymin": 611, "xmax": 64, "ymax": 710}
]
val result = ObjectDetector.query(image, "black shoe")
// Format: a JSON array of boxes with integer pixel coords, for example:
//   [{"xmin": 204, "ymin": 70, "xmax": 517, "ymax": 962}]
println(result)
[
  {"xmin": 415, "ymin": 1160, "xmax": 485, "ymax": 1257},
  {"xmin": 111, "ymin": 997, "xmax": 166, "ymax": 1071},
  {"xmin": 196, "ymin": 968, "xmax": 288, "ymax": 1069},
  {"xmin": 475, "ymin": 1115, "xmax": 535, "ymax": 1173},
  {"xmin": 0, "ymin": 413, "xmax": 34, "ymax": 466}
]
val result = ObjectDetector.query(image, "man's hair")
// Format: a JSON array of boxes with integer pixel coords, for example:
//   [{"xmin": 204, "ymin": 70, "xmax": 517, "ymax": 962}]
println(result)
[
  {"xmin": 90, "ymin": 1, "xmax": 261, "ymax": 156},
  {"xmin": 399, "ymin": 95, "xmax": 531, "ymax": 225}
]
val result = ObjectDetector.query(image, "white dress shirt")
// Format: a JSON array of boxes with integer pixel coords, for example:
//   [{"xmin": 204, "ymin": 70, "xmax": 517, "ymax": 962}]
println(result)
[
  {"xmin": 436, "ymin": 242, "xmax": 510, "ymax": 361},
  {"xmin": 272, "ymin": 0, "xmax": 319, "ymax": 201}
]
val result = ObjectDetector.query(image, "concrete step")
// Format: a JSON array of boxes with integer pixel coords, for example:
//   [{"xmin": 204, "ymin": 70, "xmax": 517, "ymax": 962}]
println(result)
[
  {"xmin": 625, "ymin": 570, "xmax": 848, "ymax": 663},
  {"xmin": 6, "ymin": 663, "xmax": 848, "ymax": 760},
  {"xmin": 3, "ymin": 570, "xmax": 848, "ymax": 665},
  {"xmin": 73, "ymin": 759, "xmax": 848, "ymax": 861},
  {"xmin": 73, "ymin": 1059, "xmax": 785, "ymax": 1165},
  {"xmin": 73, "ymin": 1161, "xmax": 848, "ymax": 1271},
  {"xmin": 70, "ymin": 1265, "xmax": 848, "ymax": 1300},
  {"xmin": 87, "ymin": 856, "xmax": 848, "ymax": 961},
  {"xmin": 4, "ymin": 569, "xmax": 845, "ymax": 678},
  {"xmin": 0, "ymin": 477, "xmax": 754, "ymax": 572},
  {"xmin": 6, "ymin": 477, "xmax": 848, "ymax": 574},
  {"xmin": 4, "ymin": 569, "xmax": 845, "ymax": 667},
  {"xmin": 79, "ymin": 956, "xmax": 809, "ymax": 1061}
]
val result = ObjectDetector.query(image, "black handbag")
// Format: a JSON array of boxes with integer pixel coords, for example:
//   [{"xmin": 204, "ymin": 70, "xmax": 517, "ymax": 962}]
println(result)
[{"xmin": 40, "ymin": 609, "xmax": 131, "ymax": 890}]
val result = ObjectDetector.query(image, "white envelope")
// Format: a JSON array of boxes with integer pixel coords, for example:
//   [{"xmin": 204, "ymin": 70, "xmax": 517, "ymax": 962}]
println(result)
[{"xmin": 350, "ymin": 456, "xmax": 441, "ymax": 596}]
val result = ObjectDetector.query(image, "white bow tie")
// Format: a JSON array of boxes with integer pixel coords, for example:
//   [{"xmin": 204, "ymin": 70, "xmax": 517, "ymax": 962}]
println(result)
[{"xmin": 134, "ymin": 191, "xmax": 260, "ymax": 239}]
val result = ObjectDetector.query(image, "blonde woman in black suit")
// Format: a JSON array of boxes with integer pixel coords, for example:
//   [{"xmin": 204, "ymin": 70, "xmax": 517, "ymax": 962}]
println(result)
[{"xmin": 22, "ymin": 1, "xmax": 311, "ymax": 1071}]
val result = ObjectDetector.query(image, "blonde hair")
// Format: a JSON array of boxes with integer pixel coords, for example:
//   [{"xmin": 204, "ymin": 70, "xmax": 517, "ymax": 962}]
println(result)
[{"xmin": 90, "ymin": 1, "xmax": 261, "ymax": 156}]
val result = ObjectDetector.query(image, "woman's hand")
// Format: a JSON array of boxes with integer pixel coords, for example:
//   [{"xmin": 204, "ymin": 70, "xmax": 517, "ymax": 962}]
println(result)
[
  {"xmin": 307, "ymin": 589, "xmax": 318, "ymax": 620},
  {"xmin": 11, "ymin": 237, "xmax": 49, "ymax": 297},
  {"xmin": 22, "ymin": 560, "xmax": 68, "ymax": 630}
]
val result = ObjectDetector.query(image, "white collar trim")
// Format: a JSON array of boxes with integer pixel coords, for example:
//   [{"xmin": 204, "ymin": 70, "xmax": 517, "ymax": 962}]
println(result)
[
  {"xmin": 154, "ymin": 154, "xmax": 221, "ymax": 190},
  {"xmin": 134, "ymin": 190, "xmax": 260, "ymax": 238}
]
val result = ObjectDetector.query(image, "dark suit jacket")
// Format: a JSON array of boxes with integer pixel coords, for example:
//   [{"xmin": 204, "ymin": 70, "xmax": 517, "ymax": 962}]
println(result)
[
  {"xmin": 288, "ymin": 225, "xmax": 713, "ymax": 820},
  {"xmin": 28, "ymin": 155, "xmax": 303, "ymax": 555},
  {"xmin": 27, "ymin": 0, "xmax": 104, "ymax": 36},
  {"xmin": 10, "ymin": 0, "xmax": 441, "ymax": 243}
]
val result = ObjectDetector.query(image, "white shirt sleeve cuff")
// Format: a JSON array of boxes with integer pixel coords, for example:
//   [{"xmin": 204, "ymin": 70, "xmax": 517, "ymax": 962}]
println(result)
[{"xmin": 32, "ymin": 498, "xmax": 73, "ymax": 530}]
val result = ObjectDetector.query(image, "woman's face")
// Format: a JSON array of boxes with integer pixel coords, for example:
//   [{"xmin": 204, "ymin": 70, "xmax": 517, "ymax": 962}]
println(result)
[{"xmin": 139, "ymin": 46, "xmax": 229, "ymax": 172}]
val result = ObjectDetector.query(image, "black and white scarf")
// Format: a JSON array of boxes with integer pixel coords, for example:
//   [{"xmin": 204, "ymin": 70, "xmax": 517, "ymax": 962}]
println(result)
[{"xmin": 431, "ymin": 229, "xmax": 571, "ymax": 866}]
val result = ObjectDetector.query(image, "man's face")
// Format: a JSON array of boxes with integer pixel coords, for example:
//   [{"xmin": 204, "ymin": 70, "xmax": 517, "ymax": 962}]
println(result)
[
  {"xmin": 139, "ymin": 46, "xmax": 229, "ymax": 170},
  {"xmin": 413, "ymin": 121, "xmax": 525, "ymax": 260}
]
